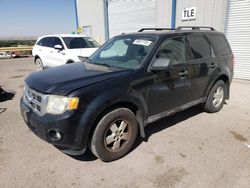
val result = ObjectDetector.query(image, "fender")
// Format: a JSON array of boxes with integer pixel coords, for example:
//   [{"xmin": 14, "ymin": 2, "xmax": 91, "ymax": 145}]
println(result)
[{"xmin": 74, "ymin": 85, "xmax": 148, "ymax": 148}]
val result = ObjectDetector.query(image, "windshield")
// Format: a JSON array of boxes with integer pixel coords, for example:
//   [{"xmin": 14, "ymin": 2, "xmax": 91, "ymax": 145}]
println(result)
[
  {"xmin": 89, "ymin": 36, "xmax": 156, "ymax": 70},
  {"xmin": 63, "ymin": 37, "xmax": 100, "ymax": 49}
]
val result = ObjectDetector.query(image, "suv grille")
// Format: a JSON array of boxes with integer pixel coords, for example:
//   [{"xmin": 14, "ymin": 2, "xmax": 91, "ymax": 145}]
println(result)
[{"xmin": 23, "ymin": 85, "xmax": 47, "ymax": 116}]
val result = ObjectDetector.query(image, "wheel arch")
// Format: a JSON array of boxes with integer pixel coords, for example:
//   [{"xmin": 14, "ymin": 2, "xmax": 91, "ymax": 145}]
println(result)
[
  {"xmin": 207, "ymin": 74, "xmax": 230, "ymax": 99},
  {"xmin": 34, "ymin": 55, "xmax": 40, "ymax": 63},
  {"xmin": 88, "ymin": 100, "xmax": 146, "ymax": 144}
]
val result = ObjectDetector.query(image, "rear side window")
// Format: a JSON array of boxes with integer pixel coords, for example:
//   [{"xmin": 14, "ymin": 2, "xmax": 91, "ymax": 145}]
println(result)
[
  {"xmin": 37, "ymin": 37, "xmax": 54, "ymax": 48},
  {"xmin": 209, "ymin": 35, "xmax": 231, "ymax": 55},
  {"xmin": 189, "ymin": 36, "xmax": 211, "ymax": 59},
  {"xmin": 36, "ymin": 38, "xmax": 45, "ymax": 46}
]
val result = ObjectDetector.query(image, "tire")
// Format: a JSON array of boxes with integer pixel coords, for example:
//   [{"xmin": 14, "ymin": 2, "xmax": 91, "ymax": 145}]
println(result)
[
  {"xmin": 203, "ymin": 80, "xmax": 226, "ymax": 113},
  {"xmin": 90, "ymin": 108, "xmax": 138, "ymax": 162},
  {"xmin": 35, "ymin": 58, "xmax": 44, "ymax": 71}
]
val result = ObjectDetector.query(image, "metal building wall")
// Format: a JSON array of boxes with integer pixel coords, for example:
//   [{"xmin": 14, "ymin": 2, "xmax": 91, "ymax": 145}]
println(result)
[
  {"xmin": 108, "ymin": 0, "xmax": 157, "ymax": 37},
  {"xmin": 76, "ymin": 0, "xmax": 106, "ymax": 44},
  {"xmin": 77, "ymin": 0, "xmax": 173, "ymax": 42},
  {"xmin": 175, "ymin": 0, "xmax": 227, "ymax": 32},
  {"xmin": 226, "ymin": 0, "xmax": 250, "ymax": 80},
  {"xmin": 76, "ymin": 0, "xmax": 228, "ymax": 42},
  {"xmin": 156, "ymin": 0, "xmax": 172, "ymax": 28}
]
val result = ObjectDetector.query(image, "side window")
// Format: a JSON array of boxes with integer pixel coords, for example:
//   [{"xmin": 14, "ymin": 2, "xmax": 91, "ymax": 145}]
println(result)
[
  {"xmin": 40, "ymin": 37, "xmax": 54, "ymax": 48},
  {"xmin": 53, "ymin": 37, "xmax": 64, "ymax": 48},
  {"xmin": 155, "ymin": 36, "xmax": 186, "ymax": 65},
  {"xmin": 37, "ymin": 38, "xmax": 46, "ymax": 46},
  {"xmin": 189, "ymin": 36, "xmax": 211, "ymax": 59},
  {"xmin": 209, "ymin": 35, "xmax": 231, "ymax": 55}
]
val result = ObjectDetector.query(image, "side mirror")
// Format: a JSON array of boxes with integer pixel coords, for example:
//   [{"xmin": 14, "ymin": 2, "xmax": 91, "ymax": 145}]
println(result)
[
  {"xmin": 151, "ymin": 58, "xmax": 170, "ymax": 71},
  {"xmin": 54, "ymin": 44, "xmax": 63, "ymax": 51}
]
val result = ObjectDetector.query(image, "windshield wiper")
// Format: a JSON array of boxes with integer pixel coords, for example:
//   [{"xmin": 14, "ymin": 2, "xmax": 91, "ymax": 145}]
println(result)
[
  {"xmin": 85, "ymin": 59, "xmax": 113, "ymax": 68},
  {"xmin": 98, "ymin": 63, "xmax": 112, "ymax": 68}
]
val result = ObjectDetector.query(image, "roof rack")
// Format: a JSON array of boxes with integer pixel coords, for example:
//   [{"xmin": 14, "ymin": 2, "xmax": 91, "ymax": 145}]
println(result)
[
  {"xmin": 176, "ymin": 26, "xmax": 215, "ymax": 31},
  {"xmin": 138, "ymin": 28, "xmax": 174, "ymax": 32}
]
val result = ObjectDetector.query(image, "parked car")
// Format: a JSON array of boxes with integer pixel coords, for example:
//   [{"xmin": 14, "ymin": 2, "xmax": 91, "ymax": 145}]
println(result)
[
  {"xmin": 32, "ymin": 34, "xmax": 100, "ymax": 71},
  {"xmin": 0, "ymin": 52, "xmax": 11, "ymax": 59},
  {"xmin": 20, "ymin": 26, "xmax": 234, "ymax": 162}
]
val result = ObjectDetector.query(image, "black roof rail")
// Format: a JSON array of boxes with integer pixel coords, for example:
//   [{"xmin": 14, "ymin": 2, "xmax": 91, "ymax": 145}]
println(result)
[
  {"xmin": 138, "ymin": 28, "xmax": 174, "ymax": 32},
  {"xmin": 176, "ymin": 26, "xmax": 216, "ymax": 31}
]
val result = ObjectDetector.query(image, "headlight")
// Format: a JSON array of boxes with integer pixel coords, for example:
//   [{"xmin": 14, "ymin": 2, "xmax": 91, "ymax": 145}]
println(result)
[{"xmin": 46, "ymin": 95, "xmax": 79, "ymax": 115}]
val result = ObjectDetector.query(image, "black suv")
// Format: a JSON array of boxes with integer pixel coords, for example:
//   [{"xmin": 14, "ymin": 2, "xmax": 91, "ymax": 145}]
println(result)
[{"xmin": 20, "ymin": 26, "xmax": 234, "ymax": 162}]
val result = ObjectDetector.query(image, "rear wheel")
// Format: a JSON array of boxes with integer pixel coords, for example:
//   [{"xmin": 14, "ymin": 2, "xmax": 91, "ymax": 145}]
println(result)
[
  {"xmin": 35, "ymin": 58, "xmax": 44, "ymax": 71},
  {"xmin": 90, "ymin": 108, "xmax": 138, "ymax": 162},
  {"xmin": 203, "ymin": 80, "xmax": 226, "ymax": 113}
]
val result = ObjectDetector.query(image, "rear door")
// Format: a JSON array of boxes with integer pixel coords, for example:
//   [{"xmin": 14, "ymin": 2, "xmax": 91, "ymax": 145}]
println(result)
[{"xmin": 187, "ymin": 34, "xmax": 215, "ymax": 100}]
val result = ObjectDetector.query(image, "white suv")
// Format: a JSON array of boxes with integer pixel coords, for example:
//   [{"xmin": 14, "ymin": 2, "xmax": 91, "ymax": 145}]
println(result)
[{"xmin": 32, "ymin": 34, "xmax": 100, "ymax": 71}]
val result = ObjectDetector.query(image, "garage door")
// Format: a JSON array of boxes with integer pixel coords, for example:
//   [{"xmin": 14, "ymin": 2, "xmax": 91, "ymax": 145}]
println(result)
[
  {"xmin": 108, "ymin": 0, "xmax": 156, "ymax": 37},
  {"xmin": 226, "ymin": 0, "xmax": 250, "ymax": 80}
]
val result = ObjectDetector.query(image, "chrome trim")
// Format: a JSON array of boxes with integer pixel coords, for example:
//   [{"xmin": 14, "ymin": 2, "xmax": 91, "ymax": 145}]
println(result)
[
  {"xmin": 147, "ymin": 97, "xmax": 205, "ymax": 124},
  {"xmin": 23, "ymin": 84, "xmax": 48, "ymax": 116}
]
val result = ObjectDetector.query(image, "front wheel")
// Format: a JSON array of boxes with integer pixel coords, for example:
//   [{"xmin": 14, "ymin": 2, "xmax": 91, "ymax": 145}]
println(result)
[
  {"xmin": 35, "ymin": 58, "xmax": 44, "ymax": 71},
  {"xmin": 90, "ymin": 108, "xmax": 138, "ymax": 162},
  {"xmin": 203, "ymin": 80, "xmax": 226, "ymax": 113}
]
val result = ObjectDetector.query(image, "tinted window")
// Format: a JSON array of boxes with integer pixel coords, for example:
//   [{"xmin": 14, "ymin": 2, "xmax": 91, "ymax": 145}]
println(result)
[
  {"xmin": 63, "ymin": 37, "xmax": 99, "ymax": 49},
  {"xmin": 36, "ymin": 38, "xmax": 46, "ymax": 46},
  {"xmin": 209, "ymin": 35, "xmax": 231, "ymax": 55},
  {"xmin": 37, "ymin": 37, "xmax": 54, "ymax": 48},
  {"xmin": 189, "ymin": 36, "xmax": 211, "ymax": 59},
  {"xmin": 53, "ymin": 37, "xmax": 64, "ymax": 48},
  {"xmin": 155, "ymin": 36, "xmax": 186, "ymax": 65}
]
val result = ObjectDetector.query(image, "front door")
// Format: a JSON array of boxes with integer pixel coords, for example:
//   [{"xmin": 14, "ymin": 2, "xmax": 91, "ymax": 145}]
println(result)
[
  {"xmin": 49, "ymin": 37, "xmax": 66, "ymax": 67},
  {"xmin": 147, "ymin": 36, "xmax": 191, "ymax": 119}
]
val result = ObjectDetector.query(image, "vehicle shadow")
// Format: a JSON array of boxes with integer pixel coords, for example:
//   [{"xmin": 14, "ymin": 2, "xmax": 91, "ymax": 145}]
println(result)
[
  {"xmin": 67, "ymin": 148, "xmax": 98, "ymax": 161},
  {"xmin": 0, "ymin": 88, "xmax": 16, "ymax": 102},
  {"xmin": 131, "ymin": 106, "xmax": 203, "ymax": 151},
  {"xmin": 67, "ymin": 106, "xmax": 203, "ymax": 162}
]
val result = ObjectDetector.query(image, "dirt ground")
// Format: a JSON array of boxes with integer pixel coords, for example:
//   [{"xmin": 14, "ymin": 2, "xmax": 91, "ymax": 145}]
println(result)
[{"xmin": 0, "ymin": 58, "xmax": 250, "ymax": 188}]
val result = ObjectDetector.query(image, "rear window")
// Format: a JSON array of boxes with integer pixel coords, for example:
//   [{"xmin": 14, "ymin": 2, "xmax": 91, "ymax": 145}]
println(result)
[
  {"xmin": 208, "ymin": 35, "xmax": 231, "ymax": 55},
  {"xmin": 63, "ymin": 37, "xmax": 100, "ymax": 49},
  {"xmin": 189, "ymin": 36, "xmax": 211, "ymax": 60}
]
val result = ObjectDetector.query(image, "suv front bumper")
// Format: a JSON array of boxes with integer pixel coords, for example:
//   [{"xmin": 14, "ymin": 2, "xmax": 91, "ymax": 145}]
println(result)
[{"xmin": 20, "ymin": 98, "xmax": 86, "ymax": 155}]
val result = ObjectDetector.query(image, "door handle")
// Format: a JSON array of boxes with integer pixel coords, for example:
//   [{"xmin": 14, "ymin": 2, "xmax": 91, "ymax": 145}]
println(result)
[{"xmin": 179, "ymin": 70, "xmax": 188, "ymax": 76}]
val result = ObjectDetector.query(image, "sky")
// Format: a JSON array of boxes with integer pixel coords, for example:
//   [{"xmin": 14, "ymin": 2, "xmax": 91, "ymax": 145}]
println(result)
[{"xmin": 0, "ymin": 0, "xmax": 76, "ymax": 37}]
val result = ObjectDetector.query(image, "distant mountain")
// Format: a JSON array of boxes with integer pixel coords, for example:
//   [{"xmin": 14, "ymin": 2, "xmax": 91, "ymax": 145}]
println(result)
[{"xmin": 0, "ymin": 36, "xmax": 38, "ymax": 41}]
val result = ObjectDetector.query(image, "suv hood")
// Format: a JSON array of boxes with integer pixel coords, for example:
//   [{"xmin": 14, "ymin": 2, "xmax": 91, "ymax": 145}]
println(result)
[{"xmin": 25, "ymin": 62, "xmax": 130, "ymax": 95}]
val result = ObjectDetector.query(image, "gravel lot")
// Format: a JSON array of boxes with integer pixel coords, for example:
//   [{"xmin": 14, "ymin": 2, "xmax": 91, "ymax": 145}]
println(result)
[{"xmin": 0, "ymin": 58, "xmax": 250, "ymax": 188}]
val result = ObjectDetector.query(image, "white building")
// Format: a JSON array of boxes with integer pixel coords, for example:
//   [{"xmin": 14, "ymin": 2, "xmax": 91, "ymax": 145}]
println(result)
[{"xmin": 76, "ymin": 0, "xmax": 250, "ymax": 80}]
